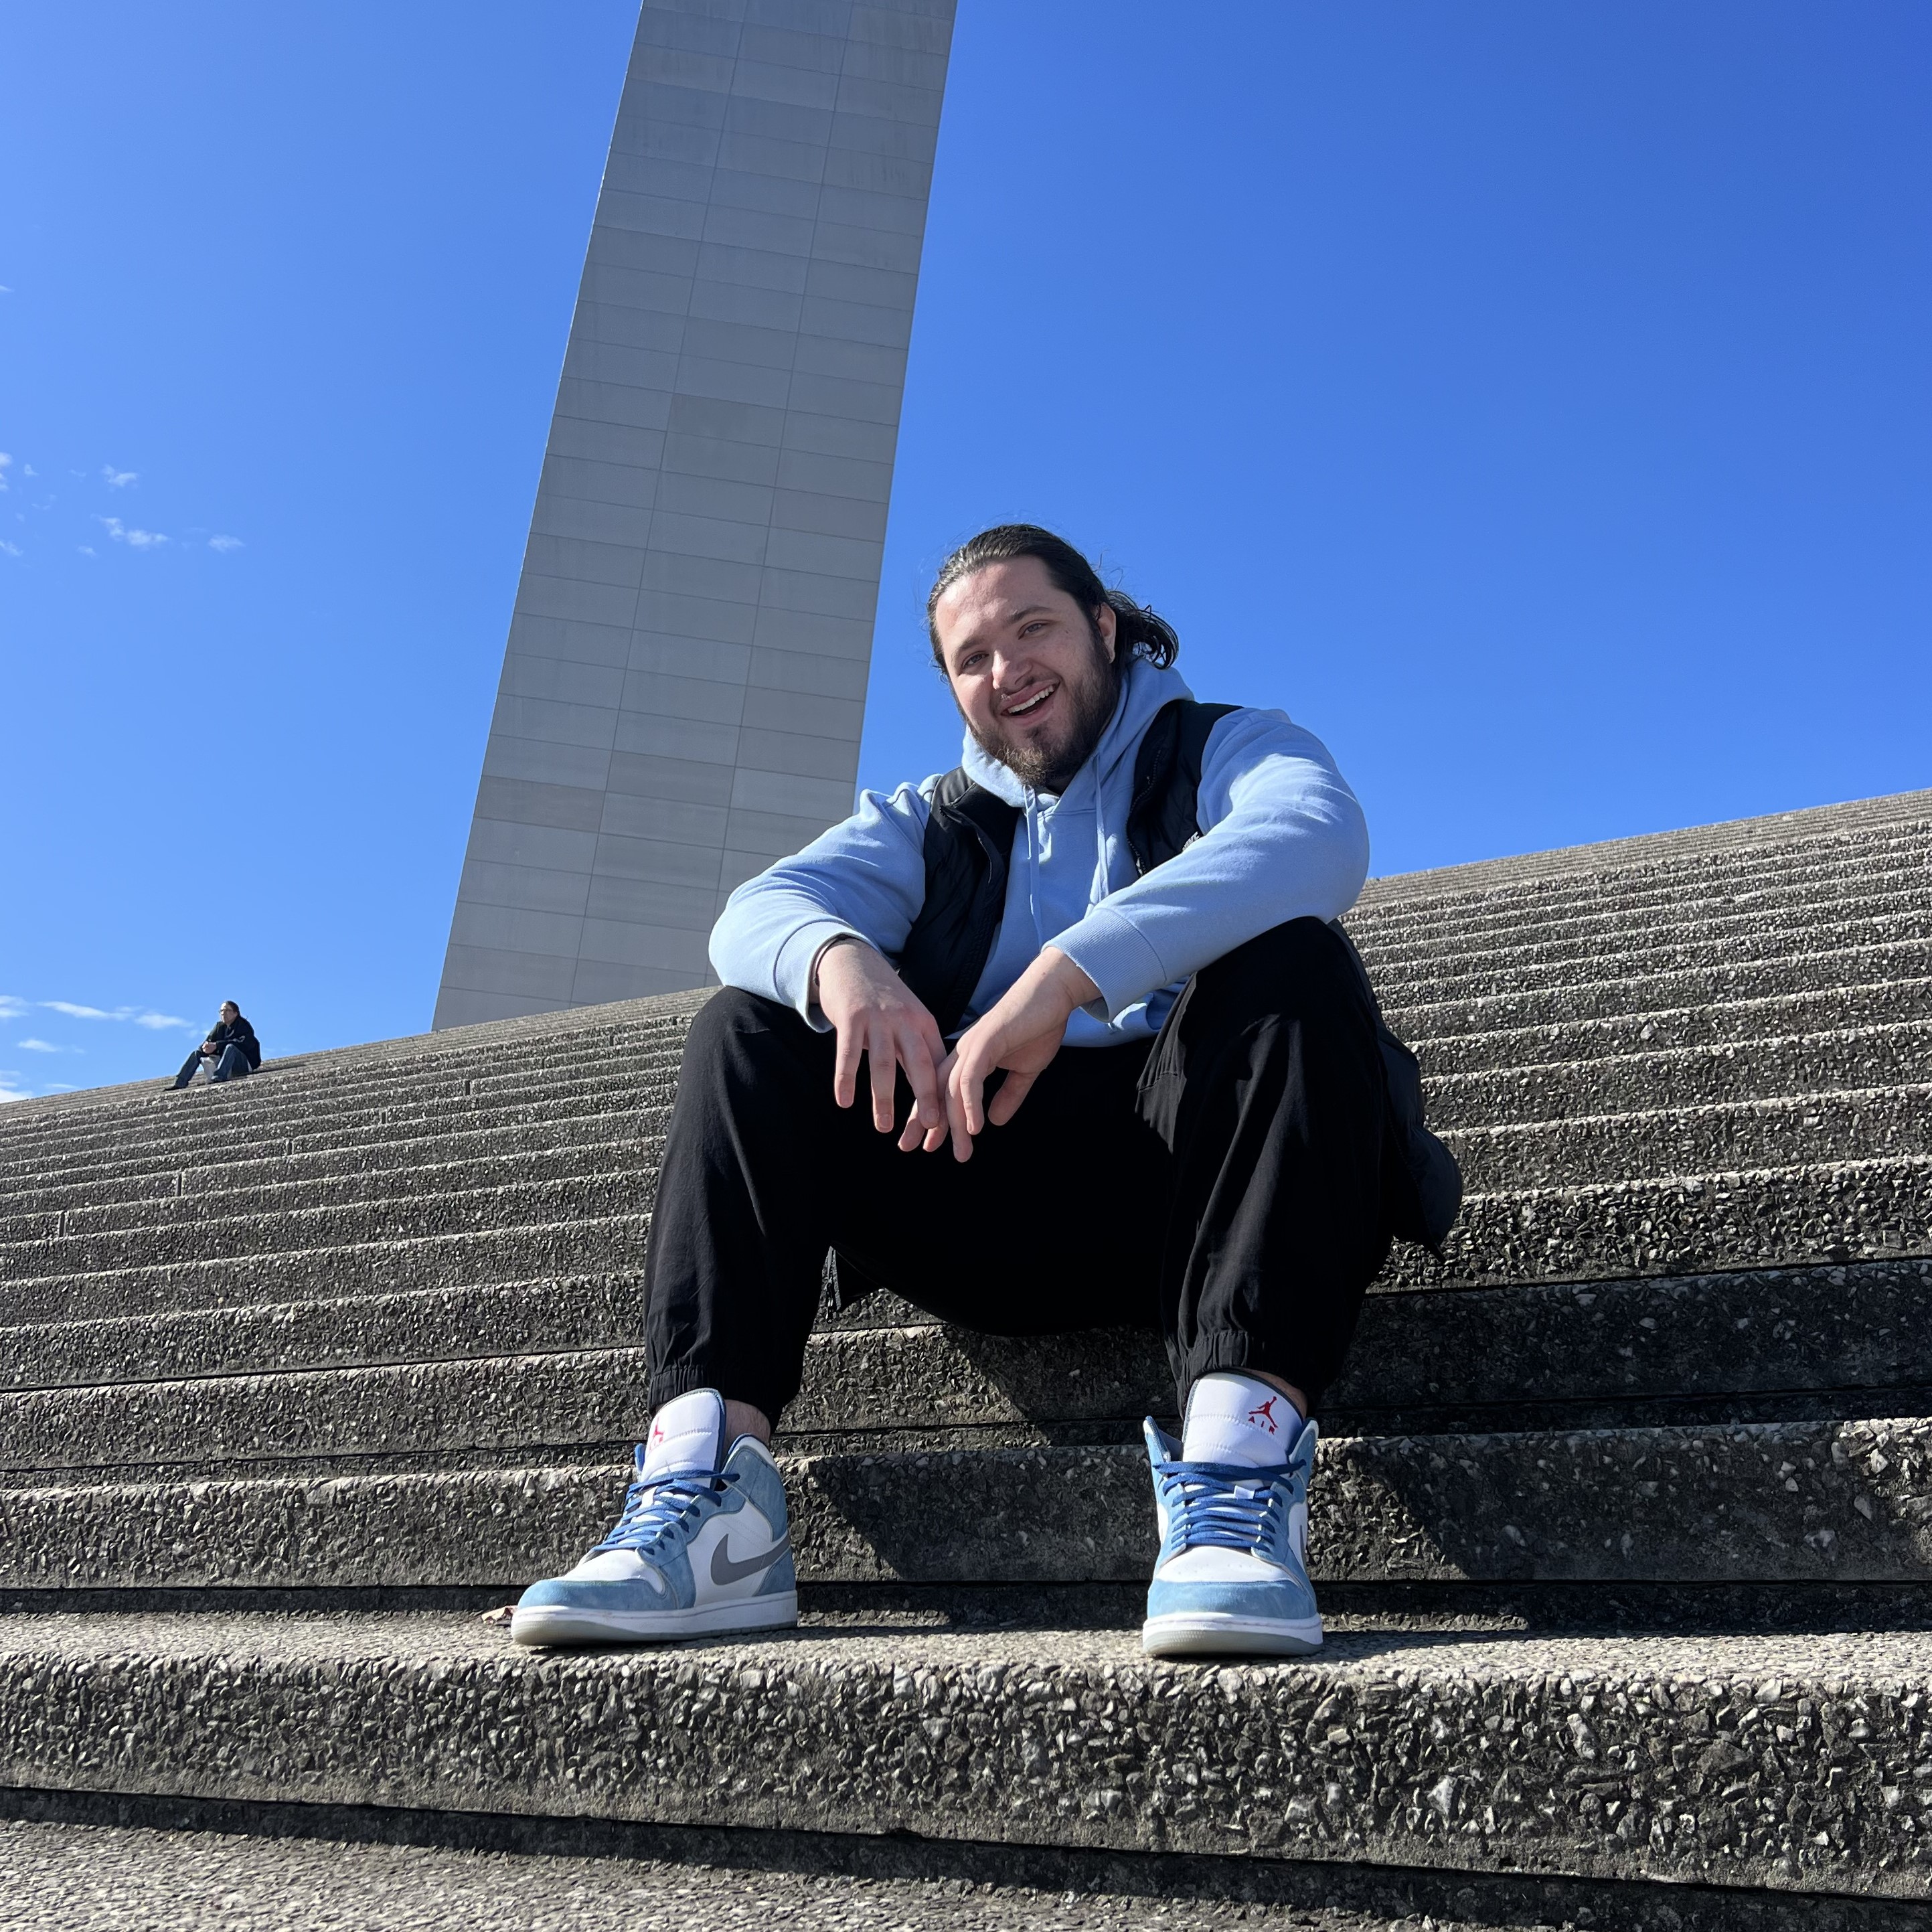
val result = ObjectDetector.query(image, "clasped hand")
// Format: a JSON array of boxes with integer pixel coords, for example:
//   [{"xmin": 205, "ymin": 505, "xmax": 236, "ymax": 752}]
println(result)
[{"xmin": 815, "ymin": 940, "xmax": 1101, "ymax": 1161}]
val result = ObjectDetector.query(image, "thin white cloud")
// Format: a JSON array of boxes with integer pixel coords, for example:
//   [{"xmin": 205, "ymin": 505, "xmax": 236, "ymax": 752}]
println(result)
[
  {"xmin": 0, "ymin": 540, "xmax": 19, "ymax": 558},
  {"xmin": 102, "ymin": 465, "xmax": 138, "ymax": 489},
  {"xmin": 42, "ymin": 1083, "xmax": 78, "ymax": 1093},
  {"xmin": 98, "ymin": 515, "xmax": 167, "ymax": 550},
  {"xmin": 40, "ymin": 999, "xmax": 188, "ymax": 1030},
  {"xmin": 22, "ymin": 464, "xmax": 35, "ymax": 477},
  {"xmin": 0, "ymin": 996, "xmax": 25, "ymax": 1020},
  {"xmin": 17, "ymin": 1038, "xmax": 62, "ymax": 1052},
  {"xmin": 76, "ymin": 545, "xmax": 96, "ymax": 556},
  {"xmin": 0, "ymin": 453, "xmax": 10, "ymax": 491},
  {"xmin": 208, "ymin": 534, "xmax": 244, "ymax": 553}
]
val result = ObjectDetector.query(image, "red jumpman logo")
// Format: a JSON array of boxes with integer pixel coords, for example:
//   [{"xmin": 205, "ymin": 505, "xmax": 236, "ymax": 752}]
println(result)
[
  {"xmin": 1246, "ymin": 1396, "xmax": 1280, "ymax": 1434},
  {"xmin": 650, "ymin": 1423, "xmax": 665, "ymax": 1447}
]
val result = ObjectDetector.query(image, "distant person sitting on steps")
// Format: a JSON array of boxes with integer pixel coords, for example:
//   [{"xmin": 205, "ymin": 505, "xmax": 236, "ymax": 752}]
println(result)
[
  {"xmin": 512, "ymin": 525, "xmax": 1453, "ymax": 1662},
  {"xmin": 171, "ymin": 1002, "xmax": 260, "ymax": 1088}
]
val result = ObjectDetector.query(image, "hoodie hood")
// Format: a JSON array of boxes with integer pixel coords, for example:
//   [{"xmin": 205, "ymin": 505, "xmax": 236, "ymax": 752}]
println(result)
[
  {"xmin": 959, "ymin": 655, "xmax": 1195, "ymax": 807},
  {"xmin": 954, "ymin": 655, "xmax": 1198, "ymax": 1046}
]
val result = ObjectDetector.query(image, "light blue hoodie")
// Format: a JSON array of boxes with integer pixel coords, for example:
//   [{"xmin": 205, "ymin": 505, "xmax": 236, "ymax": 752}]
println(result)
[{"xmin": 709, "ymin": 658, "xmax": 1370, "ymax": 1046}]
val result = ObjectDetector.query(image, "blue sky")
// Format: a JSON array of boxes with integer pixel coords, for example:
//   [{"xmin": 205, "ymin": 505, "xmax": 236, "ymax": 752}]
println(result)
[{"xmin": 3, "ymin": 2, "xmax": 1928, "ymax": 1099}]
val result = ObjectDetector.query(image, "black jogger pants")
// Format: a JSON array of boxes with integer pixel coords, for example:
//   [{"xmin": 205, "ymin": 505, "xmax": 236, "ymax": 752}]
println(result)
[{"xmin": 643, "ymin": 917, "xmax": 1392, "ymax": 1423}]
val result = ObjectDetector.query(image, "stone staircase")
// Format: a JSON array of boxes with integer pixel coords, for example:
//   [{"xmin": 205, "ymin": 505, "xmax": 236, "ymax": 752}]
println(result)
[{"xmin": 1, "ymin": 790, "xmax": 1929, "ymax": 1929}]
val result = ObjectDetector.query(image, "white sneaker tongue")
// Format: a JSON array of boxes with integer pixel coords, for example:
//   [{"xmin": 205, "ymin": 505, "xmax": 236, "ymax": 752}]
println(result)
[
  {"xmin": 1182, "ymin": 1372, "xmax": 1295, "ymax": 1468},
  {"xmin": 640, "ymin": 1388, "xmax": 726, "ymax": 1481}
]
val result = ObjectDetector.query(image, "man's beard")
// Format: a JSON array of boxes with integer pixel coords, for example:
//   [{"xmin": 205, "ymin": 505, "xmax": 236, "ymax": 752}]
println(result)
[{"xmin": 970, "ymin": 640, "xmax": 1121, "ymax": 794}]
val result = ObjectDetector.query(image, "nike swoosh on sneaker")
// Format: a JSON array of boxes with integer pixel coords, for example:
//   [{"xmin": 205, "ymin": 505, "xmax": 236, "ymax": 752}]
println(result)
[{"xmin": 710, "ymin": 1537, "xmax": 787, "ymax": 1586}]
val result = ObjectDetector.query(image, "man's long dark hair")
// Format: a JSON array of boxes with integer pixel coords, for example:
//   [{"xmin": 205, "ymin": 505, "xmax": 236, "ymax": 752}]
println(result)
[{"xmin": 925, "ymin": 524, "xmax": 1180, "ymax": 670}]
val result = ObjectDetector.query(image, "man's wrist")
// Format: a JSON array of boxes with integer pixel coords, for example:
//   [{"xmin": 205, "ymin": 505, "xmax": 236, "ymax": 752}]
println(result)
[
  {"xmin": 1040, "ymin": 947, "xmax": 1101, "ymax": 1009},
  {"xmin": 808, "ymin": 933, "xmax": 870, "ymax": 1004}
]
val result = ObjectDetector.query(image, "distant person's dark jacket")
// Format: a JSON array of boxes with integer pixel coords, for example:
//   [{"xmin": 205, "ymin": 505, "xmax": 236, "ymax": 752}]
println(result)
[{"xmin": 205, "ymin": 1016, "xmax": 262, "ymax": 1070}]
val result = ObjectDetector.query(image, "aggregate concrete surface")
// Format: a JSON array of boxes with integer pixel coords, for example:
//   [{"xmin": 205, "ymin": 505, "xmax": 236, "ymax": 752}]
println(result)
[
  {"xmin": 0, "ymin": 1819, "xmax": 1512, "ymax": 1932},
  {"xmin": 5, "ymin": 1417, "xmax": 1926, "ymax": 1593},
  {"xmin": 1, "ymin": 1615, "xmax": 1928, "ymax": 1900}
]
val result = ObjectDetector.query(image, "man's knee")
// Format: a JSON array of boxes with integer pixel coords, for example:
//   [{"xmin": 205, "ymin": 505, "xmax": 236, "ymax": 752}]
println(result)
[
  {"xmin": 677, "ymin": 987, "xmax": 823, "ymax": 1095},
  {"xmin": 1193, "ymin": 918, "xmax": 1364, "ymax": 1024}
]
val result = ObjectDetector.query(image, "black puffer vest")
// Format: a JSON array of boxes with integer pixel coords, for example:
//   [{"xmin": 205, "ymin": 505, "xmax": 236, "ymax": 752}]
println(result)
[{"xmin": 891, "ymin": 699, "xmax": 1462, "ymax": 1255}]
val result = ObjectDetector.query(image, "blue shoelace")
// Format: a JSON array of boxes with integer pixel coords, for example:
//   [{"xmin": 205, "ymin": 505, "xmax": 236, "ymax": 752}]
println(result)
[
  {"xmin": 1156, "ymin": 1462, "xmax": 1287, "ymax": 1555},
  {"xmin": 593, "ymin": 1468, "xmax": 734, "ymax": 1556}
]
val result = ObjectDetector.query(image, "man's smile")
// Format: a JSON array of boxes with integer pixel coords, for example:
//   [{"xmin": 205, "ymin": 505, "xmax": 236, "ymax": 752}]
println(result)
[{"xmin": 1002, "ymin": 681, "xmax": 1058, "ymax": 720}]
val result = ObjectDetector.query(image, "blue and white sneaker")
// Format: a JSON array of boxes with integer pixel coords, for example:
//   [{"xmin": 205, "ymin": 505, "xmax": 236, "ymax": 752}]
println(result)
[
  {"xmin": 511, "ymin": 1389, "xmax": 797, "ymax": 1647},
  {"xmin": 1140, "ymin": 1413, "xmax": 1323, "ymax": 1658}
]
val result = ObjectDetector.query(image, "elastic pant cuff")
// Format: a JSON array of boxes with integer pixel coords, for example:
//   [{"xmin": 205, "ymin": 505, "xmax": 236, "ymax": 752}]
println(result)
[
  {"xmin": 647, "ymin": 1360, "xmax": 793, "ymax": 1428},
  {"xmin": 1174, "ymin": 1332, "xmax": 1327, "ymax": 1419}
]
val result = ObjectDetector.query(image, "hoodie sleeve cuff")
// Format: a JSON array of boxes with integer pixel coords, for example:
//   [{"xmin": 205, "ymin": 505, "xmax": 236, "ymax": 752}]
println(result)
[
  {"xmin": 1052, "ymin": 906, "xmax": 1170, "ymax": 1023},
  {"xmin": 774, "ymin": 920, "xmax": 866, "ymax": 1029}
]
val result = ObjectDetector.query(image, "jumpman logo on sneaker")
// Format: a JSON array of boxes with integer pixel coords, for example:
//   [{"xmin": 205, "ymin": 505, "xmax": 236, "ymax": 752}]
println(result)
[
  {"xmin": 1246, "ymin": 1396, "xmax": 1281, "ymax": 1433},
  {"xmin": 650, "ymin": 1422, "xmax": 665, "ymax": 1447}
]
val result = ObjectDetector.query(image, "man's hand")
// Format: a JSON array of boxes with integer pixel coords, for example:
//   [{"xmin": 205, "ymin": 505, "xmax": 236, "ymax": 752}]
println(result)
[
  {"xmin": 813, "ymin": 937, "xmax": 949, "ymax": 1144},
  {"xmin": 937, "ymin": 947, "xmax": 1101, "ymax": 1161}
]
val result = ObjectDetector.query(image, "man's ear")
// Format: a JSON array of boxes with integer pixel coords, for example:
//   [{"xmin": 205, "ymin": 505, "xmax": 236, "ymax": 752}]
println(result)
[{"xmin": 1095, "ymin": 602, "xmax": 1117, "ymax": 662}]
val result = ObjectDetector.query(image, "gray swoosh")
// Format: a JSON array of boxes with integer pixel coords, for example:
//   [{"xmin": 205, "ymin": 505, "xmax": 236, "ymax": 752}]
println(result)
[{"xmin": 710, "ymin": 1536, "xmax": 787, "ymax": 1587}]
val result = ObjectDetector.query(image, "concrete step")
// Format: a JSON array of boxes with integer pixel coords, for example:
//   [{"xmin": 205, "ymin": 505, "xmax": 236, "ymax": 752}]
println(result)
[
  {"xmin": 0, "ymin": 1049, "xmax": 688, "ymax": 1182},
  {"xmin": 0, "ymin": 1344, "xmax": 650, "ymax": 1478},
  {"xmin": 0, "ymin": 1036, "xmax": 678, "ymax": 1168},
  {"xmin": 8, "ymin": 1141, "xmax": 1927, "ymax": 1334},
  {"xmin": 1413, "ymin": 979, "xmax": 1932, "ymax": 1077},
  {"xmin": 19, "ymin": 919, "xmax": 1932, "ymax": 1190},
  {"xmin": 1444, "ymin": 1086, "xmax": 1932, "ymax": 1193},
  {"xmin": 789, "ymin": 1263, "xmax": 1932, "ymax": 1439},
  {"xmin": 1367, "ymin": 908, "xmax": 1932, "ymax": 1005},
  {"xmin": 1336, "ymin": 1260, "xmax": 1932, "ymax": 1433},
  {"xmin": 1, "ymin": 1611, "xmax": 1927, "ymax": 1909},
  {"xmin": 1349, "ymin": 836, "xmax": 1932, "ymax": 957},
  {"xmin": 4, "ymin": 941, "xmax": 1923, "ymax": 1202},
  {"xmin": 56, "ymin": 981, "xmax": 1916, "ymax": 1205},
  {"xmin": 8, "ymin": 1016, "xmax": 687, "ymax": 1129},
  {"xmin": 2, "ymin": 1047, "xmax": 1921, "ymax": 1279},
  {"xmin": 0, "ymin": 1172, "xmax": 663, "ymax": 1284},
  {"xmin": 0, "ymin": 1812, "xmax": 1576, "ymax": 1932},
  {"xmin": 7, "ymin": 1248, "xmax": 1920, "ymax": 1429},
  {"xmin": 25, "ymin": 1005, "xmax": 1923, "ymax": 1229},
  {"xmin": 1427, "ymin": 1023, "xmax": 1932, "ymax": 1129},
  {"xmin": 0, "ymin": 1072, "xmax": 684, "ymax": 1200},
  {"xmin": 0, "ymin": 1419, "xmax": 1927, "ymax": 1594},
  {"xmin": 0, "ymin": 1103, "xmax": 674, "ymax": 1223},
  {"xmin": 0, "ymin": 1273, "xmax": 647, "ymax": 1394},
  {"xmin": 1353, "ymin": 807, "xmax": 1932, "ymax": 932},
  {"xmin": 0, "ymin": 1006, "xmax": 703, "ymax": 1147},
  {"xmin": 15, "ymin": 892, "xmax": 1932, "ymax": 1182},
  {"xmin": 1403, "ymin": 1153, "xmax": 1932, "ymax": 1293},
  {"xmin": 0, "ymin": 1214, "xmax": 654, "ymax": 1328},
  {"xmin": 1354, "ymin": 876, "xmax": 1931, "ymax": 983},
  {"xmin": 0, "ymin": 1133, "xmax": 670, "ymax": 1249},
  {"xmin": 3, "ymin": 1073, "xmax": 1925, "ymax": 1290},
  {"xmin": 1385, "ymin": 938, "xmax": 1932, "ymax": 1041}
]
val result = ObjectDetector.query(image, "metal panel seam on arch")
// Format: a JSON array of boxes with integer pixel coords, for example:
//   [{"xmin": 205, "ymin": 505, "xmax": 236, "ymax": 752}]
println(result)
[{"xmin": 434, "ymin": 0, "xmax": 957, "ymax": 1030}]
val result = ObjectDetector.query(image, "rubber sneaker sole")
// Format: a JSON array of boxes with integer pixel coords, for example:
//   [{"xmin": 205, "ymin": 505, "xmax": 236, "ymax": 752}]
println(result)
[
  {"xmin": 511, "ymin": 1591, "xmax": 799, "ymax": 1648},
  {"xmin": 1141, "ymin": 1611, "xmax": 1323, "ymax": 1658}
]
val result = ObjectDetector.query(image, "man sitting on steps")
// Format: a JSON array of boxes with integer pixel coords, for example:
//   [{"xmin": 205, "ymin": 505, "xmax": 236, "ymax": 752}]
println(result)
[
  {"xmin": 169, "ymin": 1001, "xmax": 261, "ymax": 1089},
  {"xmin": 514, "ymin": 524, "xmax": 1397, "ymax": 1660}
]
